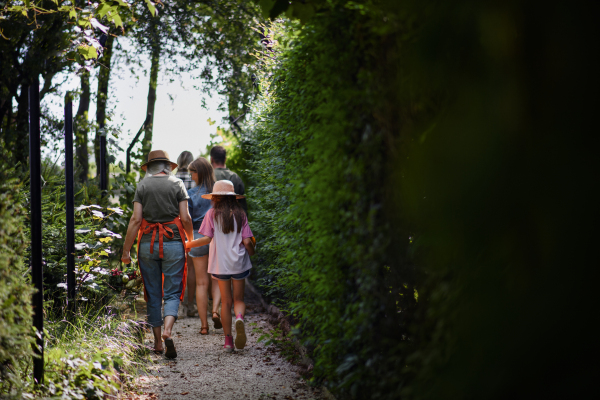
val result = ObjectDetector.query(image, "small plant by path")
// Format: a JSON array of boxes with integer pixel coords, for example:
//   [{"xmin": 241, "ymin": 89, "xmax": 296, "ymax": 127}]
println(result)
[{"xmin": 253, "ymin": 324, "xmax": 302, "ymax": 366}]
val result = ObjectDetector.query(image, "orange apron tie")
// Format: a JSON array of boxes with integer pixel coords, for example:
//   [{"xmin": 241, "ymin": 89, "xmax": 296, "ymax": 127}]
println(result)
[
  {"xmin": 136, "ymin": 217, "xmax": 188, "ymax": 302},
  {"xmin": 142, "ymin": 221, "xmax": 174, "ymax": 258}
]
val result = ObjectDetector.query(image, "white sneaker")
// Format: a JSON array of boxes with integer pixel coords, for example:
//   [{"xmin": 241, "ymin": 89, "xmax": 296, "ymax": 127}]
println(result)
[
  {"xmin": 234, "ymin": 316, "xmax": 246, "ymax": 349},
  {"xmin": 178, "ymin": 303, "xmax": 188, "ymax": 318},
  {"xmin": 187, "ymin": 302, "xmax": 197, "ymax": 318}
]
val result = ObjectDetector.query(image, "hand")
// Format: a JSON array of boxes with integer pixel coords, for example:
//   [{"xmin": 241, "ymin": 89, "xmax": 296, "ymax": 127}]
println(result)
[{"xmin": 121, "ymin": 252, "xmax": 131, "ymax": 264}]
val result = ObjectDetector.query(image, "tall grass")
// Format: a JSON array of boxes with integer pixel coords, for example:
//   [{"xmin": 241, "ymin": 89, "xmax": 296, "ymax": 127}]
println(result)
[{"xmin": 15, "ymin": 301, "xmax": 150, "ymax": 399}]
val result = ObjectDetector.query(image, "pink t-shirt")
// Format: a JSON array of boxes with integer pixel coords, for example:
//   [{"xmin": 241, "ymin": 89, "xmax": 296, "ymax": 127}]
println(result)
[{"xmin": 199, "ymin": 209, "xmax": 253, "ymax": 275}]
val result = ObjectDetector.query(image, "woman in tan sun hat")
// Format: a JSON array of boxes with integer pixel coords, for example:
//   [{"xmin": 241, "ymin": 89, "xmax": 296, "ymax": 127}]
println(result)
[
  {"xmin": 121, "ymin": 150, "xmax": 194, "ymax": 358},
  {"xmin": 186, "ymin": 180, "xmax": 256, "ymax": 352}
]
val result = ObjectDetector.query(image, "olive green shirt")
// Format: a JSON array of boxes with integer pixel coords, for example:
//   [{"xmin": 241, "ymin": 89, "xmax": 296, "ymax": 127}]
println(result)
[{"xmin": 133, "ymin": 175, "xmax": 189, "ymax": 243}]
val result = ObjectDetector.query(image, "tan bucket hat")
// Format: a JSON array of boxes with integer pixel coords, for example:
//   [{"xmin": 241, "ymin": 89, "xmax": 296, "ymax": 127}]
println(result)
[
  {"xmin": 201, "ymin": 180, "xmax": 245, "ymax": 199},
  {"xmin": 141, "ymin": 150, "xmax": 179, "ymax": 171}
]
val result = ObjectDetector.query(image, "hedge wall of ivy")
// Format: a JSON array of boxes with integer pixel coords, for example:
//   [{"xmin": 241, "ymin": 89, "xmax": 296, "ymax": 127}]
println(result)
[
  {"xmin": 0, "ymin": 165, "xmax": 34, "ymax": 396},
  {"xmin": 248, "ymin": 1, "xmax": 598, "ymax": 399},
  {"xmin": 247, "ymin": 8, "xmax": 415, "ymax": 398}
]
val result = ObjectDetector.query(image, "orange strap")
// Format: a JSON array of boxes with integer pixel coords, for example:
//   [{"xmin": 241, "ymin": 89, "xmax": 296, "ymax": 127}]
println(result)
[
  {"xmin": 141, "ymin": 221, "xmax": 174, "ymax": 258},
  {"xmin": 136, "ymin": 217, "xmax": 188, "ymax": 302}
]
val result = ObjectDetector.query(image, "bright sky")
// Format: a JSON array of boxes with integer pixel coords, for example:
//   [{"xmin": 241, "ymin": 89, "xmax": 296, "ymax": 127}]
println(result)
[{"xmin": 43, "ymin": 37, "xmax": 227, "ymax": 170}]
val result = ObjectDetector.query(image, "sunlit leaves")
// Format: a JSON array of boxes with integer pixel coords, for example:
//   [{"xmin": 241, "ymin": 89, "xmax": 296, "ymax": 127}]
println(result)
[
  {"xmin": 258, "ymin": 0, "xmax": 319, "ymax": 23},
  {"xmin": 144, "ymin": 0, "xmax": 157, "ymax": 17},
  {"xmin": 1, "ymin": 0, "xmax": 137, "ymax": 60},
  {"xmin": 77, "ymin": 45, "xmax": 98, "ymax": 60}
]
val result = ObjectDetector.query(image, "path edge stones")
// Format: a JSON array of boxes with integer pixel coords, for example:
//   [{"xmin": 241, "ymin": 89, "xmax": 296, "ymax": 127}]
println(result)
[{"xmin": 244, "ymin": 278, "xmax": 337, "ymax": 400}]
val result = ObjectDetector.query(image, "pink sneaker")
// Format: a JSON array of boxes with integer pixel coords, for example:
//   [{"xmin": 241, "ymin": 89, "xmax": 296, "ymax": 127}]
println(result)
[{"xmin": 224, "ymin": 335, "xmax": 234, "ymax": 353}]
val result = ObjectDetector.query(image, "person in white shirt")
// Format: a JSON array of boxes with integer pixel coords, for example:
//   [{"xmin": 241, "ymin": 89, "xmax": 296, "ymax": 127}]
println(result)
[{"xmin": 186, "ymin": 180, "xmax": 256, "ymax": 352}]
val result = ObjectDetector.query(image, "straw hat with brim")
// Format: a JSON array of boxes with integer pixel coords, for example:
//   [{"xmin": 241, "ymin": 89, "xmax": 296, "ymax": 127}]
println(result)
[
  {"xmin": 140, "ymin": 150, "xmax": 179, "ymax": 171},
  {"xmin": 201, "ymin": 180, "xmax": 245, "ymax": 199}
]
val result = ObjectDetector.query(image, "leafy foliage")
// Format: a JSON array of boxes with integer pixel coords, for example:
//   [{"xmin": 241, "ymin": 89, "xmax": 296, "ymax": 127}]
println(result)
[
  {"xmin": 247, "ymin": 13, "xmax": 412, "ymax": 397},
  {"xmin": 0, "ymin": 163, "xmax": 34, "ymax": 398},
  {"xmin": 0, "ymin": 160, "xmax": 146, "ymax": 398},
  {"xmin": 17, "ymin": 162, "xmax": 132, "ymax": 311},
  {"xmin": 35, "ymin": 306, "xmax": 147, "ymax": 399},
  {"xmin": 250, "ymin": 1, "xmax": 600, "ymax": 399}
]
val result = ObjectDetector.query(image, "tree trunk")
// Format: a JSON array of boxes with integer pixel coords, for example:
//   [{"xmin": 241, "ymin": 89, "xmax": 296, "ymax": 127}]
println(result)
[
  {"xmin": 0, "ymin": 96, "xmax": 11, "ymax": 129},
  {"xmin": 94, "ymin": 34, "xmax": 115, "ymax": 175},
  {"xmin": 75, "ymin": 70, "xmax": 90, "ymax": 183},
  {"xmin": 141, "ymin": 38, "xmax": 160, "ymax": 164},
  {"xmin": 14, "ymin": 84, "xmax": 29, "ymax": 166},
  {"xmin": 1, "ymin": 96, "xmax": 13, "ymax": 140}
]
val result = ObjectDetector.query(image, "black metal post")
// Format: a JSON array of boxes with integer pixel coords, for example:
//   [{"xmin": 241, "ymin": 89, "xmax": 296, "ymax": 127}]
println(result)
[
  {"xmin": 126, "ymin": 113, "xmax": 152, "ymax": 174},
  {"xmin": 99, "ymin": 132, "xmax": 107, "ymax": 195},
  {"xmin": 65, "ymin": 98, "xmax": 76, "ymax": 312},
  {"xmin": 29, "ymin": 78, "xmax": 44, "ymax": 385}
]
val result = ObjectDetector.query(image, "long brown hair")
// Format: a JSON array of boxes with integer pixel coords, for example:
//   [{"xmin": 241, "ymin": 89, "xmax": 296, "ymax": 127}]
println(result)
[
  {"xmin": 177, "ymin": 151, "xmax": 194, "ymax": 171},
  {"xmin": 188, "ymin": 157, "xmax": 215, "ymax": 192},
  {"xmin": 212, "ymin": 195, "xmax": 245, "ymax": 234}
]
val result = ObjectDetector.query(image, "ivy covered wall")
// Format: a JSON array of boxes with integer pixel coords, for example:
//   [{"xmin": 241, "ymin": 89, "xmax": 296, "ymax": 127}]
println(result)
[
  {"xmin": 248, "ymin": 1, "xmax": 599, "ymax": 399},
  {"xmin": 247, "ymin": 8, "xmax": 417, "ymax": 398}
]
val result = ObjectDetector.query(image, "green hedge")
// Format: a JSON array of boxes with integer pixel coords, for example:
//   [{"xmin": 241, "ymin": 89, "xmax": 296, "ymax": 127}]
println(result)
[
  {"xmin": 247, "ymin": 10, "xmax": 415, "ymax": 398},
  {"xmin": 248, "ymin": 1, "xmax": 598, "ymax": 399},
  {"xmin": 0, "ymin": 165, "xmax": 34, "ymax": 397}
]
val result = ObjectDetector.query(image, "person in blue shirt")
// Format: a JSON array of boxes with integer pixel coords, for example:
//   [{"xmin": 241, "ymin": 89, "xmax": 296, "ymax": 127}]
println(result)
[{"xmin": 186, "ymin": 157, "xmax": 222, "ymax": 334}]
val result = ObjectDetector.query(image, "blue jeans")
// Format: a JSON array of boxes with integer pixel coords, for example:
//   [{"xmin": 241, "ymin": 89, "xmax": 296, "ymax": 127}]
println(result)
[{"xmin": 139, "ymin": 240, "xmax": 185, "ymax": 327}]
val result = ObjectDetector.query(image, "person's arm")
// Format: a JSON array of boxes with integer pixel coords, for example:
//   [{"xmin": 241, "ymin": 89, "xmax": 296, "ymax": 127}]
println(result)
[
  {"xmin": 121, "ymin": 202, "xmax": 143, "ymax": 264},
  {"xmin": 242, "ymin": 237, "xmax": 255, "ymax": 256},
  {"xmin": 186, "ymin": 235, "xmax": 212, "ymax": 249},
  {"xmin": 179, "ymin": 200, "xmax": 194, "ymax": 245}
]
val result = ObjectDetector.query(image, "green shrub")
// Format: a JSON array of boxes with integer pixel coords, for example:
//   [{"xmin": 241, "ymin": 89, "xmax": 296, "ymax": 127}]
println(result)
[
  {"xmin": 16, "ymin": 161, "xmax": 134, "ymax": 312},
  {"xmin": 0, "ymin": 165, "xmax": 34, "ymax": 397},
  {"xmin": 247, "ymin": 12, "xmax": 414, "ymax": 398},
  {"xmin": 35, "ymin": 306, "xmax": 148, "ymax": 399},
  {"xmin": 251, "ymin": 1, "xmax": 599, "ymax": 399}
]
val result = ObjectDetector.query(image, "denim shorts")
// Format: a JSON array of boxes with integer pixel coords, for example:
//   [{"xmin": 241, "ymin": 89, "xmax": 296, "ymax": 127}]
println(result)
[
  {"xmin": 188, "ymin": 231, "xmax": 209, "ymax": 258},
  {"xmin": 211, "ymin": 269, "xmax": 250, "ymax": 281}
]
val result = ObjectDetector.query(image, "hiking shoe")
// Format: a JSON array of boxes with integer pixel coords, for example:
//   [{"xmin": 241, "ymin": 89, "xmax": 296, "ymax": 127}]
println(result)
[
  {"xmin": 186, "ymin": 303, "xmax": 197, "ymax": 318},
  {"xmin": 164, "ymin": 338, "xmax": 177, "ymax": 359},
  {"xmin": 224, "ymin": 335, "xmax": 234, "ymax": 353},
  {"xmin": 235, "ymin": 316, "xmax": 246, "ymax": 349}
]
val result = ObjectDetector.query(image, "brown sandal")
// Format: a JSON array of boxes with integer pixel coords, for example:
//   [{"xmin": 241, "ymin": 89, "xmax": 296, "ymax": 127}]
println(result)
[
  {"xmin": 212, "ymin": 312, "xmax": 222, "ymax": 329},
  {"xmin": 200, "ymin": 326, "xmax": 209, "ymax": 335}
]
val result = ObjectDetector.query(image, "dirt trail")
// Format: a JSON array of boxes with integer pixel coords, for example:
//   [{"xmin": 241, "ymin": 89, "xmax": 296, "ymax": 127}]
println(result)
[{"xmin": 128, "ymin": 285, "xmax": 328, "ymax": 400}]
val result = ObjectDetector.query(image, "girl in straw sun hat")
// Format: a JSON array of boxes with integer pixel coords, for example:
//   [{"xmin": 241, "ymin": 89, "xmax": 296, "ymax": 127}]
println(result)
[{"xmin": 186, "ymin": 180, "xmax": 256, "ymax": 352}]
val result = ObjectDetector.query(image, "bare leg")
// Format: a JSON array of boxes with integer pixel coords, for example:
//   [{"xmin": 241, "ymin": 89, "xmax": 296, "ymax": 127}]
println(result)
[
  {"xmin": 152, "ymin": 326, "xmax": 164, "ymax": 352},
  {"xmin": 192, "ymin": 255, "xmax": 210, "ymax": 329},
  {"xmin": 211, "ymin": 276, "xmax": 221, "ymax": 315},
  {"xmin": 217, "ymin": 279, "xmax": 233, "ymax": 336},
  {"xmin": 162, "ymin": 315, "xmax": 176, "ymax": 340},
  {"xmin": 186, "ymin": 254, "xmax": 196, "ymax": 305},
  {"xmin": 232, "ymin": 278, "xmax": 246, "ymax": 318}
]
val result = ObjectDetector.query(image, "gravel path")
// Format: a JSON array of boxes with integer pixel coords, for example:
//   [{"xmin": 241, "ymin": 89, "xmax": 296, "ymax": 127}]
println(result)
[{"xmin": 127, "ymin": 285, "xmax": 328, "ymax": 400}]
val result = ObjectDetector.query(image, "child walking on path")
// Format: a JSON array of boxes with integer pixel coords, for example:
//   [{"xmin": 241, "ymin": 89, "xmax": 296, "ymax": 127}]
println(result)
[{"xmin": 186, "ymin": 180, "xmax": 256, "ymax": 352}]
